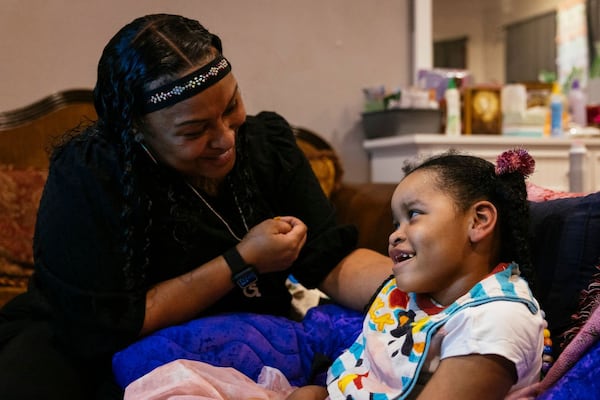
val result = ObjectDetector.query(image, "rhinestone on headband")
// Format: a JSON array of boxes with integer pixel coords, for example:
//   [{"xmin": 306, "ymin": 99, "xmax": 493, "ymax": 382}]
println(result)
[{"xmin": 141, "ymin": 55, "xmax": 232, "ymax": 114}]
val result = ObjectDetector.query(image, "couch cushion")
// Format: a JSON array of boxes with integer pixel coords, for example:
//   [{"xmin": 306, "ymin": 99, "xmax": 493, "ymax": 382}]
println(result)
[
  {"xmin": 0, "ymin": 256, "xmax": 33, "ymax": 303},
  {"xmin": 331, "ymin": 183, "xmax": 396, "ymax": 255},
  {"xmin": 0, "ymin": 165, "xmax": 47, "ymax": 306},
  {"xmin": 529, "ymin": 191, "xmax": 600, "ymax": 349},
  {"xmin": 293, "ymin": 126, "xmax": 343, "ymax": 198},
  {"xmin": 0, "ymin": 165, "xmax": 47, "ymax": 266}
]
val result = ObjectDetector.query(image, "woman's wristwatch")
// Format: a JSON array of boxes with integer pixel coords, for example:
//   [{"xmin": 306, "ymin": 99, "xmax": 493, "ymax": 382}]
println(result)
[{"xmin": 223, "ymin": 247, "xmax": 258, "ymax": 289}]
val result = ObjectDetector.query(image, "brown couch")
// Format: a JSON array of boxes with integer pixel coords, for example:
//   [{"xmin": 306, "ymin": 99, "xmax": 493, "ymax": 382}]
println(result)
[
  {"xmin": 0, "ymin": 90, "xmax": 96, "ymax": 307},
  {"xmin": 331, "ymin": 182, "xmax": 395, "ymax": 255}
]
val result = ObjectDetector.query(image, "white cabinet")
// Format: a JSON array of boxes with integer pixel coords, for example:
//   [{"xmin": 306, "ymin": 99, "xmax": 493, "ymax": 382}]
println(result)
[{"xmin": 364, "ymin": 134, "xmax": 600, "ymax": 192}]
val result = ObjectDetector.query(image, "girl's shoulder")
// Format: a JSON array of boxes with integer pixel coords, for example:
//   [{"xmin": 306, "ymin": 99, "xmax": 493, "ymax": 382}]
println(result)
[
  {"xmin": 446, "ymin": 300, "xmax": 544, "ymax": 339},
  {"xmin": 441, "ymin": 301, "xmax": 544, "ymax": 389}
]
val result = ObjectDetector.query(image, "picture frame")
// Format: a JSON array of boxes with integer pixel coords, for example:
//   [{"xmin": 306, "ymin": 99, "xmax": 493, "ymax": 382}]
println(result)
[
  {"xmin": 522, "ymin": 81, "xmax": 553, "ymax": 108},
  {"xmin": 463, "ymin": 86, "xmax": 502, "ymax": 134}
]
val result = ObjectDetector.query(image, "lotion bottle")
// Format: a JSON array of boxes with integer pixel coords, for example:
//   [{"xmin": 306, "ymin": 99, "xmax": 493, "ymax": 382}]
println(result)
[
  {"xmin": 444, "ymin": 78, "xmax": 461, "ymax": 136},
  {"xmin": 568, "ymin": 79, "xmax": 587, "ymax": 127},
  {"xmin": 550, "ymin": 82, "xmax": 564, "ymax": 137}
]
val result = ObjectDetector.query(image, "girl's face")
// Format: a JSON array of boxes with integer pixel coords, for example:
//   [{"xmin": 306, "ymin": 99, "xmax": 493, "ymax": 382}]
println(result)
[
  {"xmin": 388, "ymin": 169, "xmax": 478, "ymax": 305},
  {"xmin": 142, "ymin": 71, "xmax": 246, "ymax": 183}
]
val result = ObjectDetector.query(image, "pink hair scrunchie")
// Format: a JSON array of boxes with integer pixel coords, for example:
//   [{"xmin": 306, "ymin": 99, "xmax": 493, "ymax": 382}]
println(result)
[{"xmin": 495, "ymin": 148, "xmax": 535, "ymax": 177}]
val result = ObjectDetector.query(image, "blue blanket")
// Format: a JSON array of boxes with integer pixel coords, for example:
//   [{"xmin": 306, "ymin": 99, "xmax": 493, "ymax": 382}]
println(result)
[
  {"xmin": 113, "ymin": 303, "xmax": 599, "ymax": 398},
  {"xmin": 538, "ymin": 339, "xmax": 600, "ymax": 400},
  {"xmin": 112, "ymin": 304, "xmax": 363, "ymax": 389}
]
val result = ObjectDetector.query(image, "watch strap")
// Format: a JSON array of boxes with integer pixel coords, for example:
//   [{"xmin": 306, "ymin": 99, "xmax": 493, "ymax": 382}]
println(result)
[
  {"xmin": 223, "ymin": 247, "xmax": 258, "ymax": 288},
  {"xmin": 223, "ymin": 247, "xmax": 247, "ymax": 276}
]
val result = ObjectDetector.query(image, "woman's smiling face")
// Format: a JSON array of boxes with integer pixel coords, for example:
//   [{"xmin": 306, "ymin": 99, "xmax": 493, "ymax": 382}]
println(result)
[
  {"xmin": 388, "ymin": 169, "xmax": 475, "ymax": 304},
  {"xmin": 141, "ymin": 71, "xmax": 246, "ymax": 183}
]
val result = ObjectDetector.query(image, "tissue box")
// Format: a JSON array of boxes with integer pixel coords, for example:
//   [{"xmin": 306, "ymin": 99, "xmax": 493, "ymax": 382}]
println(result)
[{"xmin": 362, "ymin": 108, "xmax": 442, "ymax": 139}]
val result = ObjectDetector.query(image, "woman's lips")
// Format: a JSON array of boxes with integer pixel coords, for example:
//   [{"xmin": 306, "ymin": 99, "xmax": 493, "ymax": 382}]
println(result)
[{"xmin": 203, "ymin": 148, "xmax": 233, "ymax": 167}]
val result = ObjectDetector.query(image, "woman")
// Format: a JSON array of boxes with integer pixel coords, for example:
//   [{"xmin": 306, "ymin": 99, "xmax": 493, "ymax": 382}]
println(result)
[{"xmin": 0, "ymin": 14, "xmax": 391, "ymax": 399}]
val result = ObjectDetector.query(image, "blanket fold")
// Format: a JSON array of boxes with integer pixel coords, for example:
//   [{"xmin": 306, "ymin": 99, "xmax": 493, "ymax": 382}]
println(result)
[{"xmin": 112, "ymin": 304, "xmax": 363, "ymax": 389}]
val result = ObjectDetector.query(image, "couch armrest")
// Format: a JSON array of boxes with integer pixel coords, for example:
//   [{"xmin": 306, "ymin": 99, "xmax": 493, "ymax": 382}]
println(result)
[{"xmin": 331, "ymin": 182, "xmax": 396, "ymax": 255}]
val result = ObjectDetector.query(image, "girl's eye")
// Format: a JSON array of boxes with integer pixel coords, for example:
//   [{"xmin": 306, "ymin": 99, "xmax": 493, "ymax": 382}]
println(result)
[
  {"xmin": 408, "ymin": 209, "xmax": 421, "ymax": 219},
  {"xmin": 392, "ymin": 220, "xmax": 401, "ymax": 230}
]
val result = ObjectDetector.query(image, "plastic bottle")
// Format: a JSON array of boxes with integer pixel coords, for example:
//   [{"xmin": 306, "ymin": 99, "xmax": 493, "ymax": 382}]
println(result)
[
  {"xmin": 550, "ymin": 82, "xmax": 564, "ymax": 137},
  {"xmin": 568, "ymin": 79, "xmax": 587, "ymax": 127},
  {"xmin": 501, "ymin": 84, "xmax": 527, "ymax": 134},
  {"xmin": 569, "ymin": 141, "xmax": 587, "ymax": 193},
  {"xmin": 444, "ymin": 78, "xmax": 461, "ymax": 136}
]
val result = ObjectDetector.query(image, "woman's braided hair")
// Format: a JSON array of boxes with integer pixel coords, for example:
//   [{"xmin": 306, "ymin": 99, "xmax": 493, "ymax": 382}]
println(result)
[
  {"xmin": 402, "ymin": 149, "xmax": 536, "ymax": 289},
  {"xmin": 91, "ymin": 14, "xmax": 221, "ymax": 289}
]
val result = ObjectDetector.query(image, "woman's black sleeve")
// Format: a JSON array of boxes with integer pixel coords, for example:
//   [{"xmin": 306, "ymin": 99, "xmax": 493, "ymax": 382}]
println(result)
[
  {"xmin": 32, "ymin": 137, "xmax": 145, "ymax": 359},
  {"xmin": 248, "ymin": 112, "xmax": 358, "ymax": 289}
]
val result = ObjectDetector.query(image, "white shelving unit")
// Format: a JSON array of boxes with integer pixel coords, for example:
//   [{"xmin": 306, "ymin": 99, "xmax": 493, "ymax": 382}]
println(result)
[{"xmin": 364, "ymin": 134, "xmax": 600, "ymax": 192}]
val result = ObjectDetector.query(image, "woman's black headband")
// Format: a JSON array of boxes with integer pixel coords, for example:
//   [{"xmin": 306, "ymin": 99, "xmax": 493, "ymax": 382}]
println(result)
[{"xmin": 141, "ymin": 54, "xmax": 231, "ymax": 114}]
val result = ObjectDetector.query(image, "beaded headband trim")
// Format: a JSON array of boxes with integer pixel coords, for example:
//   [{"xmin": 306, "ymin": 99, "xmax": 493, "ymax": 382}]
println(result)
[{"xmin": 141, "ymin": 55, "xmax": 231, "ymax": 114}]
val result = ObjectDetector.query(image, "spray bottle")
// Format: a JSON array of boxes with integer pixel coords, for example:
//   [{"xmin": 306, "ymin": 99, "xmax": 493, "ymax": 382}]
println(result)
[
  {"xmin": 444, "ymin": 78, "xmax": 461, "ymax": 136},
  {"xmin": 568, "ymin": 79, "xmax": 587, "ymax": 127}
]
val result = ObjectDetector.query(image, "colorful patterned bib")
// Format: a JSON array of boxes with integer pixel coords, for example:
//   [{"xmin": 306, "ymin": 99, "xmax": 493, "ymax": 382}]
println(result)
[{"xmin": 327, "ymin": 263, "xmax": 538, "ymax": 400}]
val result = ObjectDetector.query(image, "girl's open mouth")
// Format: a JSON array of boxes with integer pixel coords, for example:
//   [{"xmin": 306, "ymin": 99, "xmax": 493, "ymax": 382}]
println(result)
[{"xmin": 393, "ymin": 252, "xmax": 415, "ymax": 264}]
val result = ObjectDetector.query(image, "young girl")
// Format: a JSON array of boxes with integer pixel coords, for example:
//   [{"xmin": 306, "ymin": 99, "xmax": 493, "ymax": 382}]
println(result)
[{"xmin": 289, "ymin": 149, "xmax": 545, "ymax": 400}]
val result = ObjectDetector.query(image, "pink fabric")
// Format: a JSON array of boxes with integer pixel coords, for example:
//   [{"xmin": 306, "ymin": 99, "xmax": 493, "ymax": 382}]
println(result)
[
  {"xmin": 526, "ymin": 182, "xmax": 584, "ymax": 202},
  {"xmin": 124, "ymin": 359, "xmax": 296, "ymax": 400},
  {"xmin": 560, "ymin": 265, "xmax": 600, "ymax": 350},
  {"xmin": 539, "ymin": 303, "xmax": 600, "ymax": 391}
]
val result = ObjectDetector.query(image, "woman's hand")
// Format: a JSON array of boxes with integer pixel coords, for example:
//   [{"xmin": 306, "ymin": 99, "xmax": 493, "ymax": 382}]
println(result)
[
  {"xmin": 141, "ymin": 216, "xmax": 306, "ymax": 335},
  {"xmin": 236, "ymin": 216, "xmax": 307, "ymax": 274}
]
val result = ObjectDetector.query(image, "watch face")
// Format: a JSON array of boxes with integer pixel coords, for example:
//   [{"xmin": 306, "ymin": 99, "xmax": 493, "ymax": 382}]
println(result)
[{"xmin": 235, "ymin": 268, "xmax": 258, "ymax": 289}]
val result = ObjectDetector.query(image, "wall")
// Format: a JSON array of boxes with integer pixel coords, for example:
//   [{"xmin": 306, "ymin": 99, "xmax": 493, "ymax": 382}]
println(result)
[
  {"xmin": 433, "ymin": 1, "xmax": 487, "ymax": 81},
  {"xmin": 0, "ymin": 0, "xmax": 411, "ymax": 183},
  {"xmin": 433, "ymin": 0, "xmax": 563, "ymax": 84}
]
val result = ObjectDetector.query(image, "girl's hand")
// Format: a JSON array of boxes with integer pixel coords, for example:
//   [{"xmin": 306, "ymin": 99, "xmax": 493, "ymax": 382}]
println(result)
[
  {"xmin": 236, "ymin": 216, "xmax": 307, "ymax": 274},
  {"xmin": 285, "ymin": 385, "xmax": 328, "ymax": 400}
]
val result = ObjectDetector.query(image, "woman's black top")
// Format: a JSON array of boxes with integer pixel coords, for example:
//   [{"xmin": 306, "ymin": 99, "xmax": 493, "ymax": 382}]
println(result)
[{"xmin": 0, "ymin": 111, "xmax": 357, "ymax": 364}]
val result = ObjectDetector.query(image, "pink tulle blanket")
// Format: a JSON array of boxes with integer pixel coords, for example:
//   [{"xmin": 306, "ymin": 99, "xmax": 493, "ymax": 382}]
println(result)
[{"xmin": 124, "ymin": 360, "xmax": 297, "ymax": 400}]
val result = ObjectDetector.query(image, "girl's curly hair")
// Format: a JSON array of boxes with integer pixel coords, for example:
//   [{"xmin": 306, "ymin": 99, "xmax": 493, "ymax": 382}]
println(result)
[{"xmin": 402, "ymin": 149, "xmax": 535, "ymax": 290}]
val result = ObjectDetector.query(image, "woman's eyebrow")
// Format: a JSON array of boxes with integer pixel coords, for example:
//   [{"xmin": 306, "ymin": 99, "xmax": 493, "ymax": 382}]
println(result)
[{"xmin": 174, "ymin": 84, "xmax": 239, "ymax": 128}]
